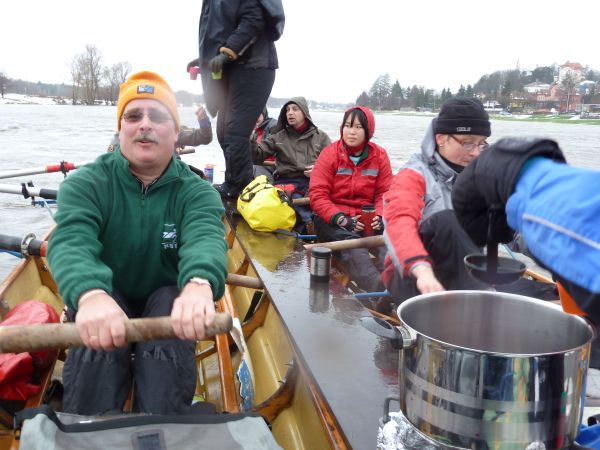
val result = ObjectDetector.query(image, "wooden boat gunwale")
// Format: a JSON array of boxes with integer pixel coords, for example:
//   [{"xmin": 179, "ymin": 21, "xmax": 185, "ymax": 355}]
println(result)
[{"xmin": 0, "ymin": 221, "xmax": 349, "ymax": 450}]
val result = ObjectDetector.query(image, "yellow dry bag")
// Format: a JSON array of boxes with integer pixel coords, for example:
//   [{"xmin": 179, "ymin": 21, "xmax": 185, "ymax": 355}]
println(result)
[{"xmin": 237, "ymin": 175, "xmax": 296, "ymax": 232}]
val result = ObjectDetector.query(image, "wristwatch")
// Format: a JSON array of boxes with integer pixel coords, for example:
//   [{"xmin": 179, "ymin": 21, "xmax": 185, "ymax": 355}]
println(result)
[{"xmin": 189, "ymin": 277, "xmax": 211, "ymax": 288}]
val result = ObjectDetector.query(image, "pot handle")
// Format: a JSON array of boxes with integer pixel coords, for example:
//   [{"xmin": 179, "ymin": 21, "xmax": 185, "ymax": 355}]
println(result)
[{"xmin": 360, "ymin": 316, "xmax": 413, "ymax": 350}]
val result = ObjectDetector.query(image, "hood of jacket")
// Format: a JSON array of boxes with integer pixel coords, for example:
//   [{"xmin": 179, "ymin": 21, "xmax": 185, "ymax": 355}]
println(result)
[
  {"xmin": 338, "ymin": 106, "xmax": 375, "ymax": 141},
  {"xmin": 273, "ymin": 96, "xmax": 315, "ymax": 133},
  {"xmin": 419, "ymin": 117, "xmax": 459, "ymax": 183}
]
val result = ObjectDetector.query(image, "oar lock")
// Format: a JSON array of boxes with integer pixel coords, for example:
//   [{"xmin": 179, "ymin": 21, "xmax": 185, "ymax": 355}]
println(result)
[
  {"xmin": 20, "ymin": 181, "xmax": 36, "ymax": 199},
  {"xmin": 20, "ymin": 233, "xmax": 37, "ymax": 258}
]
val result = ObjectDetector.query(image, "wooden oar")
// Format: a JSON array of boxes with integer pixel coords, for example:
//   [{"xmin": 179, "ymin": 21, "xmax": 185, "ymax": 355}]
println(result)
[
  {"xmin": 175, "ymin": 147, "xmax": 196, "ymax": 155},
  {"xmin": 304, "ymin": 235, "xmax": 384, "ymax": 251},
  {"xmin": 0, "ymin": 314, "xmax": 233, "ymax": 353},
  {"xmin": 0, "ymin": 161, "xmax": 86, "ymax": 180},
  {"xmin": 0, "ymin": 184, "xmax": 57, "ymax": 200},
  {"xmin": 291, "ymin": 197, "xmax": 310, "ymax": 206}
]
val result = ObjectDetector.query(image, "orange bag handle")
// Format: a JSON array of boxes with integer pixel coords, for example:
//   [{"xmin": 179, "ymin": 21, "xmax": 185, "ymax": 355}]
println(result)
[{"xmin": 557, "ymin": 281, "xmax": 586, "ymax": 316}]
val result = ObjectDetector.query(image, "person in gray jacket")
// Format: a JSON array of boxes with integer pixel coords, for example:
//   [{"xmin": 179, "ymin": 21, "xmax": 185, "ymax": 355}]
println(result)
[{"xmin": 252, "ymin": 96, "xmax": 331, "ymax": 226}]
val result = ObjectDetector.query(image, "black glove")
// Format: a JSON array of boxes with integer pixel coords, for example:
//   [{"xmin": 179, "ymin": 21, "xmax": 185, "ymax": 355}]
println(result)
[
  {"xmin": 186, "ymin": 58, "xmax": 199, "ymax": 72},
  {"xmin": 374, "ymin": 215, "xmax": 384, "ymax": 232},
  {"xmin": 208, "ymin": 53, "xmax": 231, "ymax": 73},
  {"xmin": 452, "ymin": 138, "xmax": 566, "ymax": 247},
  {"xmin": 337, "ymin": 215, "xmax": 357, "ymax": 232}
]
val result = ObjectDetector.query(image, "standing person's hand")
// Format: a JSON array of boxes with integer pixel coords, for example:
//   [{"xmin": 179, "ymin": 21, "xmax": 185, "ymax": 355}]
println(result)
[
  {"xmin": 412, "ymin": 265, "xmax": 445, "ymax": 294},
  {"xmin": 75, "ymin": 292, "xmax": 128, "ymax": 351},
  {"xmin": 452, "ymin": 138, "xmax": 566, "ymax": 246},
  {"xmin": 208, "ymin": 54, "xmax": 231, "ymax": 74},
  {"xmin": 171, "ymin": 281, "xmax": 215, "ymax": 341},
  {"xmin": 186, "ymin": 58, "xmax": 200, "ymax": 72}
]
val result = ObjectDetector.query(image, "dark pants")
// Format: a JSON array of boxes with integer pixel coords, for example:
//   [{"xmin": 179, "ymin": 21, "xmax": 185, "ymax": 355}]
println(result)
[
  {"xmin": 202, "ymin": 66, "xmax": 275, "ymax": 192},
  {"xmin": 276, "ymin": 176, "xmax": 312, "ymax": 226},
  {"xmin": 554, "ymin": 275, "xmax": 600, "ymax": 368},
  {"xmin": 387, "ymin": 210, "xmax": 489, "ymax": 301},
  {"xmin": 313, "ymin": 214, "xmax": 386, "ymax": 293},
  {"xmin": 62, "ymin": 286, "xmax": 197, "ymax": 415}
]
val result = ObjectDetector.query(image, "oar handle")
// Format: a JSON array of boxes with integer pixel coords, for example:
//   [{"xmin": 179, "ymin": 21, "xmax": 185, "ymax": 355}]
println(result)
[
  {"xmin": 0, "ymin": 234, "xmax": 47, "ymax": 257},
  {"xmin": 0, "ymin": 313, "xmax": 233, "ymax": 354},
  {"xmin": 304, "ymin": 235, "xmax": 384, "ymax": 251},
  {"xmin": 291, "ymin": 197, "xmax": 310, "ymax": 206}
]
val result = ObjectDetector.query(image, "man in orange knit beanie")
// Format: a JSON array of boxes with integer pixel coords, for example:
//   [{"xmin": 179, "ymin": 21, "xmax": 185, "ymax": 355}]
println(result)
[{"xmin": 48, "ymin": 70, "xmax": 227, "ymax": 415}]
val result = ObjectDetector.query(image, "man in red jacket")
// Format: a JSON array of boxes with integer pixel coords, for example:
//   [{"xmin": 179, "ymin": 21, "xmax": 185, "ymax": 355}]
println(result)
[{"xmin": 382, "ymin": 98, "xmax": 492, "ymax": 301}]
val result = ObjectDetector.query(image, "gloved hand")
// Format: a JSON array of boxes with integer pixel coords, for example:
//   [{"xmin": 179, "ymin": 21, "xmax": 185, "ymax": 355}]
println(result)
[
  {"xmin": 372, "ymin": 215, "xmax": 384, "ymax": 232},
  {"xmin": 337, "ymin": 214, "xmax": 357, "ymax": 232},
  {"xmin": 452, "ymin": 138, "xmax": 566, "ymax": 246},
  {"xmin": 186, "ymin": 58, "xmax": 199, "ymax": 72},
  {"xmin": 208, "ymin": 53, "xmax": 231, "ymax": 74}
]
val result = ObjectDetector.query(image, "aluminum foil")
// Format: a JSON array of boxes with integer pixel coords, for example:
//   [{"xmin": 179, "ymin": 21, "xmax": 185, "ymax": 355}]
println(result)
[{"xmin": 377, "ymin": 412, "xmax": 457, "ymax": 450}]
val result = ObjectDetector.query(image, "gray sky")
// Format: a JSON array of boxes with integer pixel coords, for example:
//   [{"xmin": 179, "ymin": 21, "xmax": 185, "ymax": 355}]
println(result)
[{"xmin": 2, "ymin": 0, "xmax": 599, "ymax": 103}]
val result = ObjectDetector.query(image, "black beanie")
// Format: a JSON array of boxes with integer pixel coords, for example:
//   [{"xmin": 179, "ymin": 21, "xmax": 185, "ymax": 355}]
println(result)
[{"xmin": 434, "ymin": 98, "xmax": 491, "ymax": 137}]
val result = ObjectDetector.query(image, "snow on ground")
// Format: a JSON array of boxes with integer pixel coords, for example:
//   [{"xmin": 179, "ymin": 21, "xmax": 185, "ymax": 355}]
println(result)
[{"xmin": 0, "ymin": 94, "xmax": 63, "ymax": 105}]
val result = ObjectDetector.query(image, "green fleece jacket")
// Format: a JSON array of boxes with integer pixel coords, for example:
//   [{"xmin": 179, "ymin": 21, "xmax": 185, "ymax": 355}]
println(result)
[{"xmin": 48, "ymin": 150, "xmax": 227, "ymax": 311}]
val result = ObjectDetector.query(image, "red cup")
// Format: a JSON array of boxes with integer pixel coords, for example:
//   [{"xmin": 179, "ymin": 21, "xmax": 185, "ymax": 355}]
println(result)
[
  {"xmin": 361, "ymin": 205, "xmax": 376, "ymax": 236},
  {"xmin": 188, "ymin": 66, "xmax": 200, "ymax": 80}
]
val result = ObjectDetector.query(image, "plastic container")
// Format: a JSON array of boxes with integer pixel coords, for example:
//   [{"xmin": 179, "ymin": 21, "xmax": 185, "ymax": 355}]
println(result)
[
  {"xmin": 361, "ymin": 204, "xmax": 376, "ymax": 236},
  {"xmin": 310, "ymin": 247, "xmax": 331, "ymax": 282},
  {"xmin": 188, "ymin": 66, "xmax": 200, "ymax": 80},
  {"xmin": 204, "ymin": 164, "xmax": 214, "ymax": 183}
]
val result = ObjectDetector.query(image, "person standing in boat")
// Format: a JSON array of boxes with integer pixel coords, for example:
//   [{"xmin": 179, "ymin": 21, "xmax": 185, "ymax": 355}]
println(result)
[
  {"xmin": 381, "ymin": 98, "xmax": 493, "ymax": 302},
  {"xmin": 252, "ymin": 96, "xmax": 331, "ymax": 230},
  {"xmin": 47, "ymin": 71, "xmax": 228, "ymax": 415},
  {"xmin": 251, "ymin": 106, "xmax": 277, "ymax": 181},
  {"xmin": 187, "ymin": 0, "xmax": 284, "ymax": 199},
  {"xmin": 309, "ymin": 106, "xmax": 393, "ymax": 293}
]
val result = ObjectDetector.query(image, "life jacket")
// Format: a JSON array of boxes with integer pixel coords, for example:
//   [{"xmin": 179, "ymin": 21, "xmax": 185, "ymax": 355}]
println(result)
[{"xmin": 0, "ymin": 301, "xmax": 60, "ymax": 401}]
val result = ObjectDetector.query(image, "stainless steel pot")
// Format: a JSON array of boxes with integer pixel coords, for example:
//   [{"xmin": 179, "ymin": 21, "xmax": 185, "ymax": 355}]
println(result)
[{"xmin": 365, "ymin": 290, "xmax": 594, "ymax": 449}]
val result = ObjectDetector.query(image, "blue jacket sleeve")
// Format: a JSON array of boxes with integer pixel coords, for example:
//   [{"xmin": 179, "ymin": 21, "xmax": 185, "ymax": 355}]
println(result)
[{"xmin": 506, "ymin": 158, "xmax": 600, "ymax": 293}]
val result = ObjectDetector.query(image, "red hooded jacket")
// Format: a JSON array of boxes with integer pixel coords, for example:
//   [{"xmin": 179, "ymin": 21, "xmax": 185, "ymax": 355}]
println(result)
[{"xmin": 309, "ymin": 106, "xmax": 393, "ymax": 223}]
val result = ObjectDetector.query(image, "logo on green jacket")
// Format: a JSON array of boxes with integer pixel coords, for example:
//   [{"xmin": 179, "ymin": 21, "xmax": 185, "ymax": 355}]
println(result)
[{"xmin": 161, "ymin": 223, "xmax": 178, "ymax": 250}]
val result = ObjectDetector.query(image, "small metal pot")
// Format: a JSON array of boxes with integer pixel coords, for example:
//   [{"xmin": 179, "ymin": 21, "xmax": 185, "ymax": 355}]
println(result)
[{"xmin": 363, "ymin": 290, "xmax": 594, "ymax": 449}]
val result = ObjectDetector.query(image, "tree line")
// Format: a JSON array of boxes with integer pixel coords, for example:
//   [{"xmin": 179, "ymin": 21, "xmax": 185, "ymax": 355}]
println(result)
[
  {"xmin": 0, "ymin": 45, "xmax": 132, "ymax": 105},
  {"xmin": 357, "ymin": 65, "xmax": 600, "ymax": 111}
]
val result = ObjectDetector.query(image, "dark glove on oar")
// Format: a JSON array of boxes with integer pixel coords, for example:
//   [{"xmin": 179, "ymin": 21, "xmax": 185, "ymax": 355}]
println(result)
[{"xmin": 452, "ymin": 137, "xmax": 566, "ymax": 246}]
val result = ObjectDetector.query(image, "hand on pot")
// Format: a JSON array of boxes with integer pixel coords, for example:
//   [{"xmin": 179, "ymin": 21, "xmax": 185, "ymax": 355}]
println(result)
[{"xmin": 452, "ymin": 138, "xmax": 566, "ymax": 247}]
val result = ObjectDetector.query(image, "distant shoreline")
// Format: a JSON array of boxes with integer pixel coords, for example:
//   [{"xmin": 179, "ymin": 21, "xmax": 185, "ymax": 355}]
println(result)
[
  {"xmin": 3, "ymin": 94, "xmax": 599, "ymax": 126},
  {"xmin": 378, "ymin": 110, "xmax": 600, "ymax": 126}
]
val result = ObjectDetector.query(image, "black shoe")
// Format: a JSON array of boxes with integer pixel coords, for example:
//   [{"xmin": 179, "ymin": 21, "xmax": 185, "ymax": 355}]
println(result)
[{"xmin": 213, "ymin": 183, "xmax": 240, "ymax": 200}]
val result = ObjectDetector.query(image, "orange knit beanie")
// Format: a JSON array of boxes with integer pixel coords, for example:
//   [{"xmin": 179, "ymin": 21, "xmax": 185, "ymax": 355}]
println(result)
[{"xmin": 116, "ymin": 71, "xmax": 180, "ymax": 130}]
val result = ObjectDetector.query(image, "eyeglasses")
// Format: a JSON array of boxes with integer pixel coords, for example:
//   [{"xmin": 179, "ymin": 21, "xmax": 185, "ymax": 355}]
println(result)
[
  {"xmin": 121, "ymin": 108, "xmax": 173, "ymax": 124},
  {"xmin": 449, "ymin": 135, "xmax": 489, "ymax": 152}
]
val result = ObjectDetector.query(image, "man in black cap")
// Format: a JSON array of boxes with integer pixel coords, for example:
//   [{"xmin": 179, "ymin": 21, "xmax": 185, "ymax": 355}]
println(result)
[{"xmin": 380, "ymin": 98, "xmax": 493, "ymax": 304}]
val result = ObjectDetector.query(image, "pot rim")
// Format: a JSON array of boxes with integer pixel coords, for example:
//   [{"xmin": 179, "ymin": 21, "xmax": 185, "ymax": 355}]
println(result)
[{"xmin": 396, "ymin": 290, "xmax": 595, "ymax": 357}]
